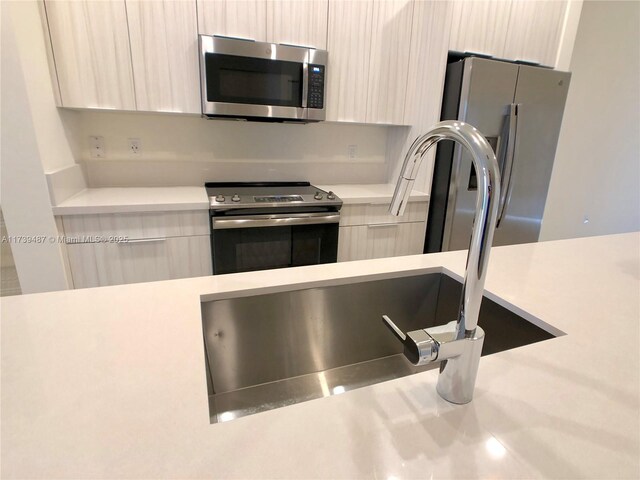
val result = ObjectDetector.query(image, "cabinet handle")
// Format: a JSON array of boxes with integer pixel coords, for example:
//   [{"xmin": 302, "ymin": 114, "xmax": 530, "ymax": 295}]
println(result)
[
  {"xmin": 367, "ymin": 223, "xmax": 399, "ymax": 229},
  {"xmin": 120, "ymin": 237, "xmax": 166, "ymax": 244}
]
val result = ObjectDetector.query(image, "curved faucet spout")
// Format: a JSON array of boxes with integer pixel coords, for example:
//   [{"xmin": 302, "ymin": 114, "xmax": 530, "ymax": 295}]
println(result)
[
  {"xmin": 383, "ymin": 120, "xmax": 500, "ymax": 404},
  {"xmin": 391, "ymin": 121, "xmax": 500, "ymax": 338}
]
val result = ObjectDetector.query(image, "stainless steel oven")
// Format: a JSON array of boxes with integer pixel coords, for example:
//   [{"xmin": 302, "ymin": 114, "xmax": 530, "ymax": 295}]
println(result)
[
  {"xmin": 199, "ymin": 35, "xmax": 327, "ymax": 123},
  {"xmin": 206, "ymin": 182, "xmax": 341, "ymax": 275}
]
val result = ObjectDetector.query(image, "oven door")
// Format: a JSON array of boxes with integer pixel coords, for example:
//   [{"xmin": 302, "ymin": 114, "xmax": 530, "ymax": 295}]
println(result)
[{"xmin": 211, "ymin": 213, "xmax": 340, "ymax": 275}]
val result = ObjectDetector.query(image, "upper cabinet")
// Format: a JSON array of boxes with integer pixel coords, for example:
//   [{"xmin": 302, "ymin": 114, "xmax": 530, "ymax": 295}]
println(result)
[
  {"xmin": 365, "ymin": 0, "xmax": 413, "ymax": 125},
  {"xmin": 126, "ymin": 1, "xmax": 200, "ymax": 114},
  {"xmin": 326, "ymin": 0, "xmax": 373, "ymax": 123},
  {"xmin": 449, "ymin": 0, "xmax": 511, "ymax": 59},
  {"xmin": 44, "ymin": 0, "xmax": 135, "ymax": 109},
  {"xmin": 266, "ymin": 0, "xmax": 328, "ymax": 49},
  {"xmin": 503, "ymin": 0, "xmax": 568, "ymax": 67},
  {"xmin": 197, "ymin": 0, "xmax": 267, "ymax": 41},
  {"xmin": 41, "ymin": 0, "xmax": 571, "ymax": 121},
  {"xmin": 326, "ymin": 0, "xmax": 411, "ymax": 125},
  {"xmin": 449, "ymin": 0, "xmax": 569, "ymax": 67},
  {"xmin": 404, "ymin": 1, "xmax": 453, "ymax": 126}
]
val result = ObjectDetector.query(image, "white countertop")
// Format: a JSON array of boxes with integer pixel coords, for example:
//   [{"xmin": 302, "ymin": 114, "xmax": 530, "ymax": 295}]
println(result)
[
  {"xmin": 51, "ymin": 187, "xmax": 210, "ymax": 215},
  {"xmin": 319, "ymin": 183, "xmax": 429, "ymax": 204},
  {"xmin": 51, "ymin": 184, "xmax": 428, "ymax": 215},
  {"xmin": 2, "ymin": 233, "xmax": 639, "ymax": 478}
]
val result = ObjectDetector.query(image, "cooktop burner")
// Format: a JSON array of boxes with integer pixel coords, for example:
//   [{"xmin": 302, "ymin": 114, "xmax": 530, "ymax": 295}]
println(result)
[{"xmin": 205, "ymin": 182, "xmax": 342, "ymax": 210}]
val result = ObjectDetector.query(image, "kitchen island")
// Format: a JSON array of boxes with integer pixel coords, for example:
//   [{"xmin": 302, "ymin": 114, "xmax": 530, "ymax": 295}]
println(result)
[{"xmin": 1, "ymin": 233, "xmax": 639, "ymax": 479}]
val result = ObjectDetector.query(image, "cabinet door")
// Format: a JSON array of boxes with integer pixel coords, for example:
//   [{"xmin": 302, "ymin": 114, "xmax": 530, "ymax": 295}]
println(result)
[
  {"xmin": 197, "ymin": 0, "xmax": 266, "ymax": 41},
  {"xmin": 449, "ymin": 0, "xmax": 511, "ymax": 58},
  {"xmin": 67, "ymin": 235, "xmax": 212, "ymax": 288},
  {"xmin": 404, "ymin": 0, "xmax": 453, "ymax": 126},
  {"xmin": 266, "ymin": 0, "xmax": 328, "ymax": 49},
  {"xmin": 44, "ymin": 0, "xmax": 135, "ymax": 109},
  {"xmin": 337, "ymin": 222, "xmax": 426, "ymax": 262},
  {"xmin": 365, "ymin": 0, "xmax": 413, "ymax": 125},
  {"xmin": 126, "ymin": 0, "xmax": 200, "ymax": 113},
  {"xmin": 326, "ymin": 0, "xmax": 373, "ymax": 122},
  {"xmin": 61, "ymin": 211, "xmax": 209, "ymax": 240},
  {"xmin": 339, "ymin": 202, "xmax": 429, "ymax": 226},
  {"xmin": 503, "ymin": 1, "xmax": 568, "ymax": 67}
]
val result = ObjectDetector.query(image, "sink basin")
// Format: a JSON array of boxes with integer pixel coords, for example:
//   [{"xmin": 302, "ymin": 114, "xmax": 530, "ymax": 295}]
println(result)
[{"xmin": 201, "ymin": 271, "xmax": 562, "ymax": 423}]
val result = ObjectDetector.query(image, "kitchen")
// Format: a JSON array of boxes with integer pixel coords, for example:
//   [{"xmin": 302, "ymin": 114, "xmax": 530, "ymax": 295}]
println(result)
[{"xmin": 1, "ymin": 0, "xmax": 639, "ymax": 478}]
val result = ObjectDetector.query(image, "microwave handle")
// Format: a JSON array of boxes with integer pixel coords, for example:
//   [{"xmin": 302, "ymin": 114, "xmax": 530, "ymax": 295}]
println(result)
[{"xmin": 301, "ymin": 62, "xmax": 308, "ymax": 109}]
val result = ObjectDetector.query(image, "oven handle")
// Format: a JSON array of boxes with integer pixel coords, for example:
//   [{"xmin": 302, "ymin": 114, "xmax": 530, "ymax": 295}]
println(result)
[{"xmin": 212, "ymin": 213, "xmax": 340, "ymax": 230}]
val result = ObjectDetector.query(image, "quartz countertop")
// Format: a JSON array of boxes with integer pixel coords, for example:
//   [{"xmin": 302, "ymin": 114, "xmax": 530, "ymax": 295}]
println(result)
[
  {"xmin": 51, "ymin": 186, "xmax": 210, "ymax": 215},
  {"xmin": 51, "ymin": 184, "xmax": 428, "ymax": 215},
  {"xmin": 319, "ymin": 183, "xmax": 429, "ymax": 204},
  {"xmin": 1, "ymin": 233, "xmax": 639, "ymax": 479}
]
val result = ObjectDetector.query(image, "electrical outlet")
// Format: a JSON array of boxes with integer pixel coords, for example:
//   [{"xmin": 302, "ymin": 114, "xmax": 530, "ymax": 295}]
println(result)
[
  {"xmin": 128, "ymin": 138, "xmax": 141, "ymax": 156},
  {"xmin": 347, "ymin": 144, "xmax": 358, "ymax": 159},
  {"xmin": 89, "ymin": 136, "xmax": 105, "ymax": 159}
]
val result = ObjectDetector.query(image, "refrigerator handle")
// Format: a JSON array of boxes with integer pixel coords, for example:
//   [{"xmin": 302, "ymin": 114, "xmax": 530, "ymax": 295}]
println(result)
[{"xmin": 496, "ymin": 103, "xmax": 519, "ymax": 227}]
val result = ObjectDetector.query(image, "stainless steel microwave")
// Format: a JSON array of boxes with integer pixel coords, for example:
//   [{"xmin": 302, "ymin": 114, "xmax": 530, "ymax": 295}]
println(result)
[{"xmin": 198, "ymin": 35, "xmax": 327, "ymax": 123}]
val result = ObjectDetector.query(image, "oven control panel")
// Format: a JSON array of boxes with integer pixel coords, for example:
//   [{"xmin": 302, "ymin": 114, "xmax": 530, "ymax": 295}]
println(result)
[
  {"xmin": 206, "ymin": 183, "xmax": 342, "ymax": 210},
  {"xmin": 254, "ymin": 195, "xmax": 303, "ymax": 203}
]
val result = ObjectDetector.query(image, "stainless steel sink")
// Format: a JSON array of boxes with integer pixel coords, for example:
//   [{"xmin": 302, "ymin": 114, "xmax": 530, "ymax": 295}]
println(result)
[{"xmin": 201, "ymin": 271, "xmax": 562, "ymax": 423}]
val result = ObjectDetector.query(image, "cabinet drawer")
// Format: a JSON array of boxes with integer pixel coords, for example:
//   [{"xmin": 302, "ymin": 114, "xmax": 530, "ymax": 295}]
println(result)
[
  {"xmin": 337, "ymin": 221, "xmax": 426, "ymax": 262},
  {"xmin": 67, "ymin": 235, "xmax": 212, "ymax": 288},
  {"xmin": 339, "ymin": 201, "xmax": 428, "ymax": 227},
  {"xmin": 61, "ymin": 211, "xmax": 209, "ymax": 242}
]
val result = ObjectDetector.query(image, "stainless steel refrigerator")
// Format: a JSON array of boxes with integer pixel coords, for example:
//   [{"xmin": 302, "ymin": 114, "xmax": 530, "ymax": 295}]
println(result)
[{"xmin": 425, "ymin": 57, "xmax": 571, "ymax": 252}]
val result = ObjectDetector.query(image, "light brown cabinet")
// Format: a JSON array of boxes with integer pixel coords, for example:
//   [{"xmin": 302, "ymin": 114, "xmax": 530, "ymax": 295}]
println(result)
[
  {"xmin": 337, "ymin": 201, "xmax": 428, "ymax": 262},
  {"xmin": 197, "ymin": 0, "xmax": 267, "ymax": 41},
  {"xmin": 326, "ymin": 0, "xmax": 413, "ymax": 125},
  {"xmin": 127, "ymin": 0, "xmax": 200, "ymax": 113},
  {"xmin": 61, "ymin": 210, "xmax": 211, "ymax": 288},
  {"xmin": 41, "ymin": 0, "xmax": 571, "ymax": 119},
  {"xmin": 266, "ymin": 0, "xmax": 328, "ymax": 49},
  {"xmin": 44, "ymin": 0, "xmax": 135, "ymax": 109},
  {"xmin": 449, "ymin": 0, "xmax": 569, "ymax": 67}
]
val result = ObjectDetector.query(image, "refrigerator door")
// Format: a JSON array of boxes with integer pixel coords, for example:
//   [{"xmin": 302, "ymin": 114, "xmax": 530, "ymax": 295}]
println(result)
[
  {"xmin": 443, "ymin": 58, "xmax": 519, "ymax": 251},
  {"xmin": 492, "ymin": 66, "xmax": 571, "ymax": 246}
]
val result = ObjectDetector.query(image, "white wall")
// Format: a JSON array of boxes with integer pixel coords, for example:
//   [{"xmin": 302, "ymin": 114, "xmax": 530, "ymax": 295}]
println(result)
[
  {"xmin": 1, "ymin": 1, "xmax": 70, "ymax": 293},
  {"xmin": 73, "ymin": 111, "xmax": 391, "ymax": 187},
  {"xmin": 540, "ymin": 0, "xmax": 640, "ymax": 241},
  {"xmin": 7, "ymin": 1, "xmax": 79, "ymax": 174}
]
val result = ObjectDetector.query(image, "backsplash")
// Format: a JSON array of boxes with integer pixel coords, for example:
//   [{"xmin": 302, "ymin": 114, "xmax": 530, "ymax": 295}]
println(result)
[{"xmin": 66, "ymin": 110, "xmax": 393, "ymax": 187}]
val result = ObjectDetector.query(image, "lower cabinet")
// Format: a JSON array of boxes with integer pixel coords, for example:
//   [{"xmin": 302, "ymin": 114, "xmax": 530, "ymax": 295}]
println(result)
[
  {"xmin": 66, "ymin": 235, "xmax": 212, "ymax": 288},
  {"xmin": 337, "ymin": 201, "xmax": 428, "ymax": 262},
  {"xmin": 338, "ymin": 222, "xmax": 426, "ymax": 262},
  {"xmin": 60, "ymin": 210, "xmax": 212, "ymax": 288}
]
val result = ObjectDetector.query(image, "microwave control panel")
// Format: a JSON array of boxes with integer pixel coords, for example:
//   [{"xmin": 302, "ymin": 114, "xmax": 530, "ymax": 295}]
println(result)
[{"xmin": 307, "ymin": 65, "xmax": 325, "ymax": 109}]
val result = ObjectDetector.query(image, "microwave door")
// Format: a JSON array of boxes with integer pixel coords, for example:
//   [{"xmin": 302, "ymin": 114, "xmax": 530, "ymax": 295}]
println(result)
[
  {"xmin": 203, "ymin": 53, "xmax": 309, "ymax": 121},
  {"xmin": 205, "ymin": 54, "xmax": 303, "ymax": 107}
]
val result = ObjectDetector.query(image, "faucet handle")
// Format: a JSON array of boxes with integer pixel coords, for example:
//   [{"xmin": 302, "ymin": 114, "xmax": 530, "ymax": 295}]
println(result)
[
  {"xmin": 382, "ymin": 315, "xmax": 407, "ymax": 342},
  {"xmin": 382, "ymin": 315, "xmax": 438, "ymax": 366}
]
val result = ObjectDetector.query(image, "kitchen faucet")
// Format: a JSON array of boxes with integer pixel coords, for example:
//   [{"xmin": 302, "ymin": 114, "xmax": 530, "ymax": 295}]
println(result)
[{"xmin": 382, "ymin": 121, "xmax": 500, "ymax": 404}]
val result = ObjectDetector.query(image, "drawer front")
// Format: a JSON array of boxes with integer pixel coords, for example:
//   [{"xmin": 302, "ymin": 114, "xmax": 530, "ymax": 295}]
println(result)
[
  {"xmin": 62, "ymin": 210, "xmax": 209, "ymax": 242},
  {"xmin": 337, "ymin": 221, "xmax": 426, "ymax": 262},
  {"xmin": 67, "ymin": 235, "xmax": 212, "ymax": 288},
  {"xmin": 339, "ymin": 201, "xmax": 428, "ymax": 227}
]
